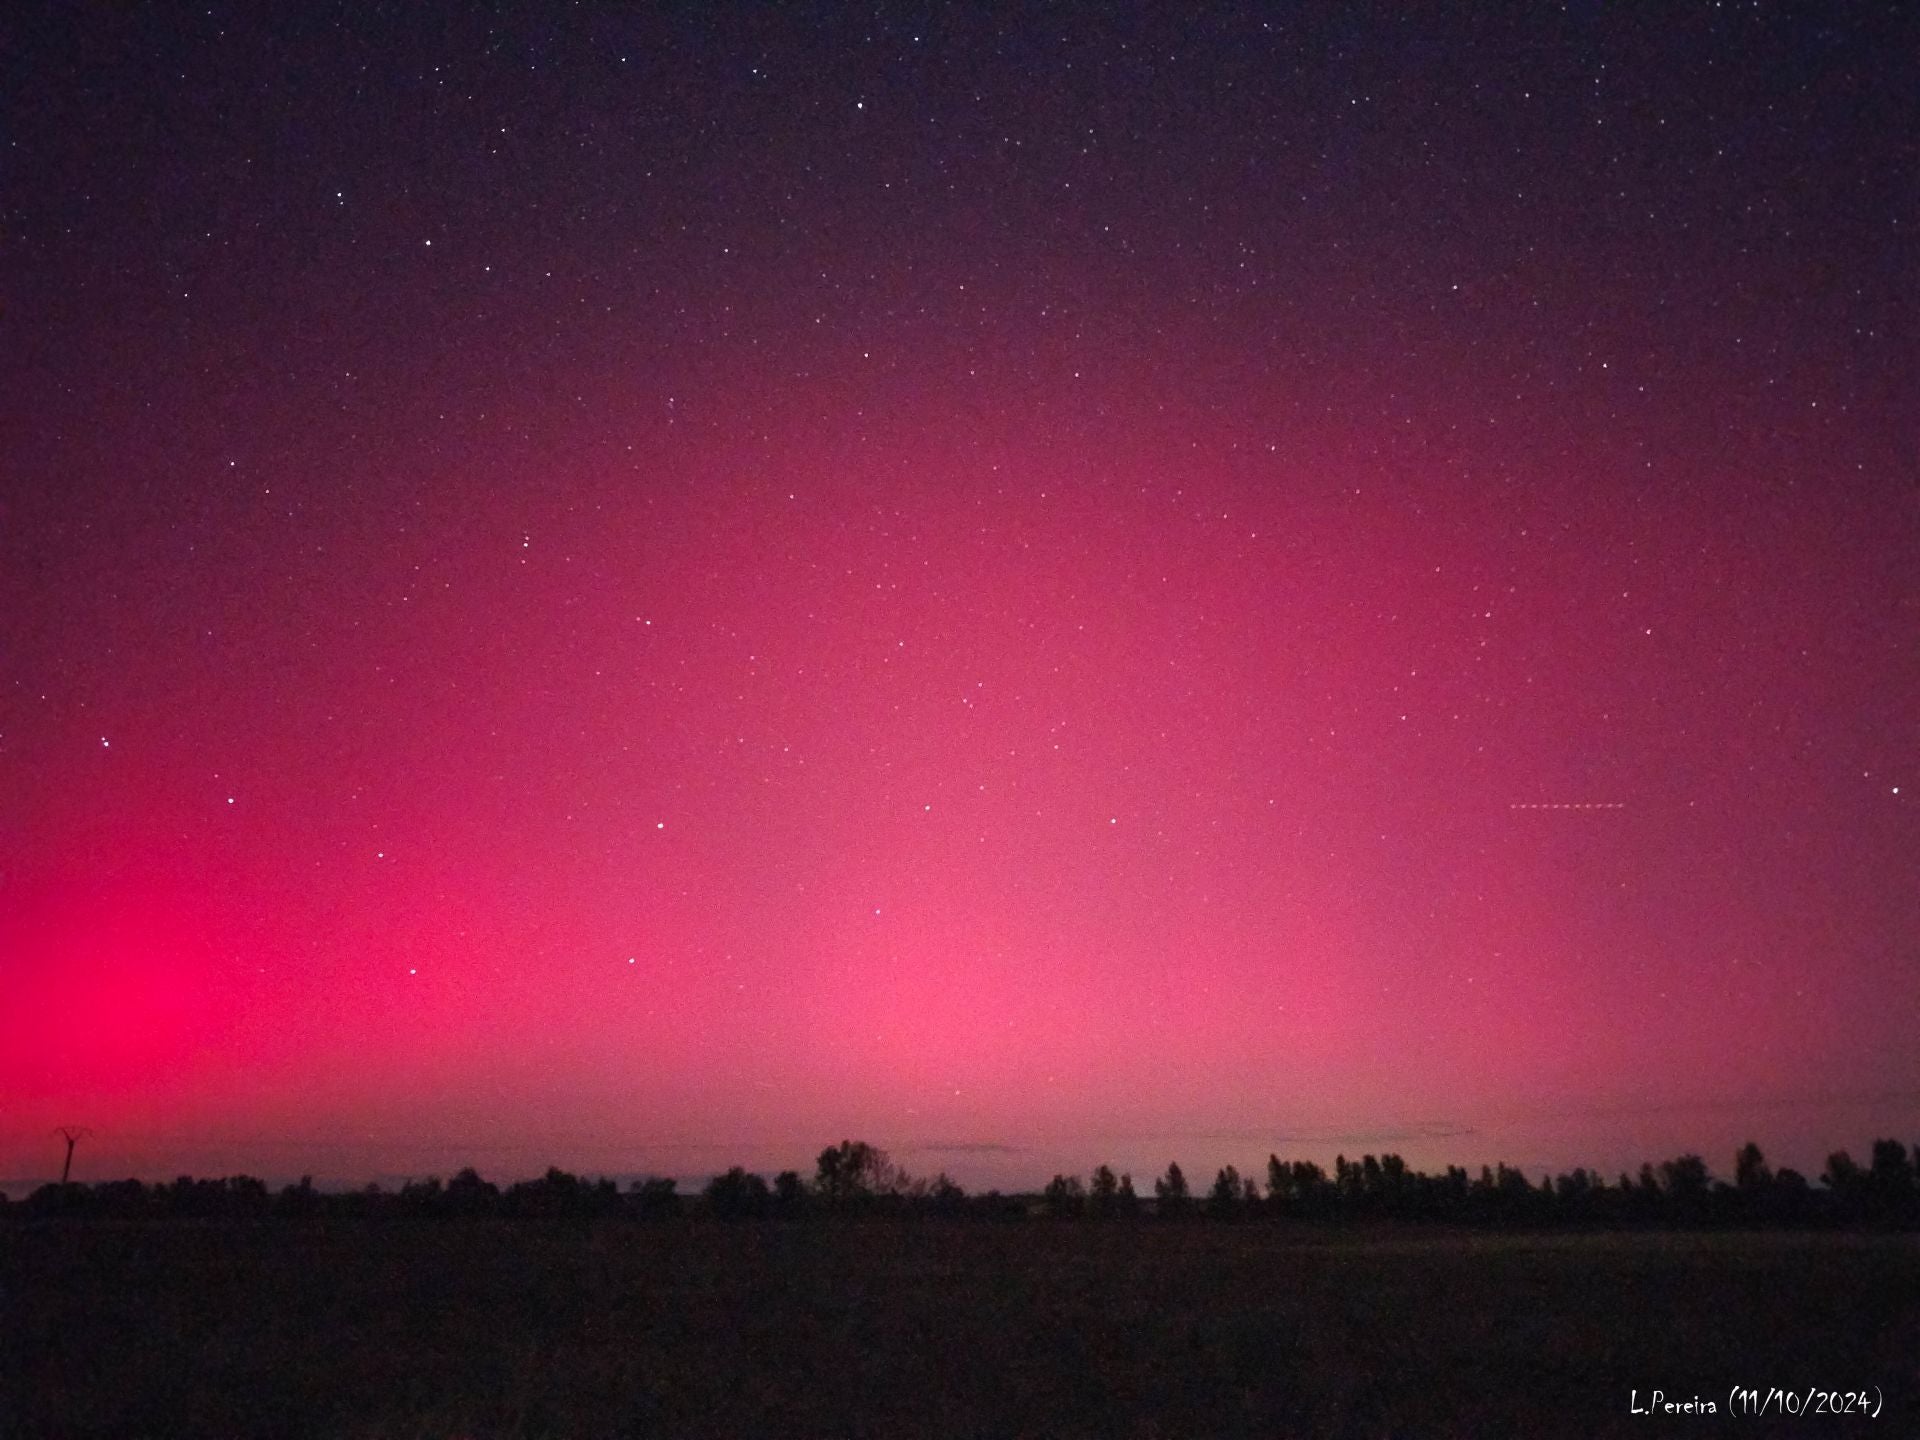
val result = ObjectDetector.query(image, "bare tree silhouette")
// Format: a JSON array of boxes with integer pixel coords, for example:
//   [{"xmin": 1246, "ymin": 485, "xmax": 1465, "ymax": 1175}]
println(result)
[{"xmin": 55, "ymin": 1126, "xmax": 92, "ymax": 1184}]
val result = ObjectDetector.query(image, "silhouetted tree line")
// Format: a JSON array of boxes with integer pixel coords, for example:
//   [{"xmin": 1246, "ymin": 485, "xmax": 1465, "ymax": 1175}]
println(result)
[{"xmin": 10, "ymin": 1137, "xmax": 1920, "ymax": 1230}]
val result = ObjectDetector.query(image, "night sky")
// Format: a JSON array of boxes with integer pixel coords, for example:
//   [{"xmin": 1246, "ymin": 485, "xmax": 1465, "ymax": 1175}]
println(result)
[{"xmin": 3, "ymin": 3, "xmax": 1915, "ymax": 1192}]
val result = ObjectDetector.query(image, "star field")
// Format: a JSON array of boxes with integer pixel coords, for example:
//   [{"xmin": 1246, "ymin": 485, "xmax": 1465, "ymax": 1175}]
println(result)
[{"xmin": 1, "ymin": 3, "xmax": 1914, "ymax": 1189}]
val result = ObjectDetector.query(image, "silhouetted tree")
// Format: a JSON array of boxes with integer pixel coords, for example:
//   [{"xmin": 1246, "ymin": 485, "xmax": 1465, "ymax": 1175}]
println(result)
[
  {"xmin": 1267, "ymin": 1158, "xmax": 1331, "ymax": 1217},
  {"xmin": 926, "ymin": 1172, "xmax": 967, "ymax": 1215},
  {"xmin": 504, "ymin": 1166, "xmax": 590, "ymax": 1219},
  {"xmin": 1771, "ymin": 1166, "xmax": 1813, "ymax": 1224},
  {"xmin": 1359, "ymin": 1154, "xmax": 1384, "ymax": 1209},
  {"xmin": 1870, "ymin": 1140, "xmax": 1914, "ymax": 1197},
  {"xmin": 1265, "ymin": 1154, "xmax": 1288, "ymax": 1210},
  {"xmin": 1652, "ymin": 1154, "xmax": 1711, "ymax": 1223},
  {"xmin": 228, "ymin": 1175, "xmax": 270, "ymax": 1215},
  {"xmin": 25, "ymin": 1182, "xmax": 89, "ymax": 1217},
  {"xmin": 1154, "ymin": 1162, "xmax": 1191, "ymax": 1218},
  {"xmin": 629, "ymin": 1176, "xmax": 681, "ymax": 1219},
  {"xmin": 1658, "ymin": 1155, "xmax": 1709, "ymax": 1199},
  {"xmin": 814, "ymin": 1140, "xmax": 899, "ymax": 1205},
  {"xmin": 1335, "ymin": 1154, "xmax": 1360, "ymax": 1202},
  {"xmin": 1870, "ymin": 1138, "xmax": 1912, "ymax": 1184},
  {"xmin": 1042, "ymin": 1173, "xmax": 1086, "ymax": 1218},
  {"xmin": 277, "ymin": 1175, "xmax": 320, "ymax": 1218},
  {"xmin": 10, "ymin": 1132, "xmax": 1913, "ymax": 1232},
  {"xmin": 1553, "ymin": 1168, "xmax": 1597, "ymax": 1222},
  {"xmin": 1822, "ymin": 1150, "xmax": 1866, "ymax": 1220},
  {"xmin": 814, "ymin": 1144, "xmax": 846, "ymax": 1198},
  {"xmin": 1632, "ymin": 1163, "xmax": 1660, "ymax": 1216},
  {"xmin": 1860, "ymin": 1139, "xmax": 1916, "ymax": 1224},
  {"xmin": 772, "ymin": 1169, "xmax": 809, "ymax": 1217},
  {"xmin": 1735, "ymin": 1142, "xmax": 1772, "ymax": 1193},
  {"xmin": 399, "ymin": 1175, "xmax": 445, "ymax": 1216},
  {"xmin": 1459, "ymin": 1163, "xmax": 1541, "ymax": 1226},
  {"xmin": 87, "ymin": 1178, "xmax": 147, "ymax": 1215},
  {"xmin": 445, "ymin": 1166, "xmax": 500, "ymax": 1216},
  {"xmin": 1378, "ymin": 1153, "xmax": 1409, "ymax": 1213},
  {"xmin": 704, "ymin": 1166, "xmax": 772, "ymax": 1219},
  {"xmin": 1087, "ymin": 1164, "xmax": 1120, "ymax": 1218},
  {"xmin": 971, "ymin": 1189, "xmax": 1026, "ymax": 1220},
  {"xmin": 1207, "ymin": 1165, "xmax": 1245, "ymax": 1220}
]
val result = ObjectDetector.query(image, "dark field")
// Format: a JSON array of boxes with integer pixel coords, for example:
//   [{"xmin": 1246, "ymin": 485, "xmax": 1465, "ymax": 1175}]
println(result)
[{"xmin": 5, "ymin": 1220, "xmax": 1916, "ymax": 1438}]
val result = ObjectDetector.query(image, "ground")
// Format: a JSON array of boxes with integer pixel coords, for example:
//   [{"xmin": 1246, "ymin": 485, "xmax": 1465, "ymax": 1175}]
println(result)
[{"xmin": 5, "ymin": 1220, "xmax": 1916, "ymax": 1437}]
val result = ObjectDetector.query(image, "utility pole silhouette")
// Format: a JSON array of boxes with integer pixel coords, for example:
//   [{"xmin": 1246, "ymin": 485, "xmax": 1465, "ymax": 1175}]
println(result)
[{"xmin": 55, "ymin": 1126, "xmax": 92, "ymax": 1184}]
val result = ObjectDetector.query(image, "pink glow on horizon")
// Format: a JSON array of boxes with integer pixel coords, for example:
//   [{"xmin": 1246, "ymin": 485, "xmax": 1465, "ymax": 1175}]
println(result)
[{"xmin": 2, "ymin": 7, "xmax": 1912, "ymax": 1192}]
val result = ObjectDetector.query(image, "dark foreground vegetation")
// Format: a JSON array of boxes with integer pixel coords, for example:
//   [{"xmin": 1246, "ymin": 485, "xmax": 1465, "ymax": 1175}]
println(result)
[
  {"xmin": 5, "ymin": 1140, "xmax": 1918, "ymax": 1437},
  {"xmin": 11, "ymin": 1135, "xmax": 1920, "ymax": 1229}
]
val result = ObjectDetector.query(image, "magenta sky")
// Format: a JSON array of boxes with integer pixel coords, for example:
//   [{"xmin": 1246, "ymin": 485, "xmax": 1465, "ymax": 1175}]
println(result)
[{"xmin": 3, "ymin": 5, "xmax": 1914, "ymax": 1191}]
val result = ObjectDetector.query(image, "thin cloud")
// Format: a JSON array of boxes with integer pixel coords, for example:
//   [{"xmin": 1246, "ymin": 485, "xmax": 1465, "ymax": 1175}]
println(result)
[
  {"xmin": 1485, "ymin": 1090, "xmax": 1920, "ymax": 1124},
  {"xmin": 1122, "ymin": 1123, "xmax": 1478, "ymax": 1147},
  {"xmin": 906, "ymin": 1141, "xmax": 1025, "ymax": 1156}
]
